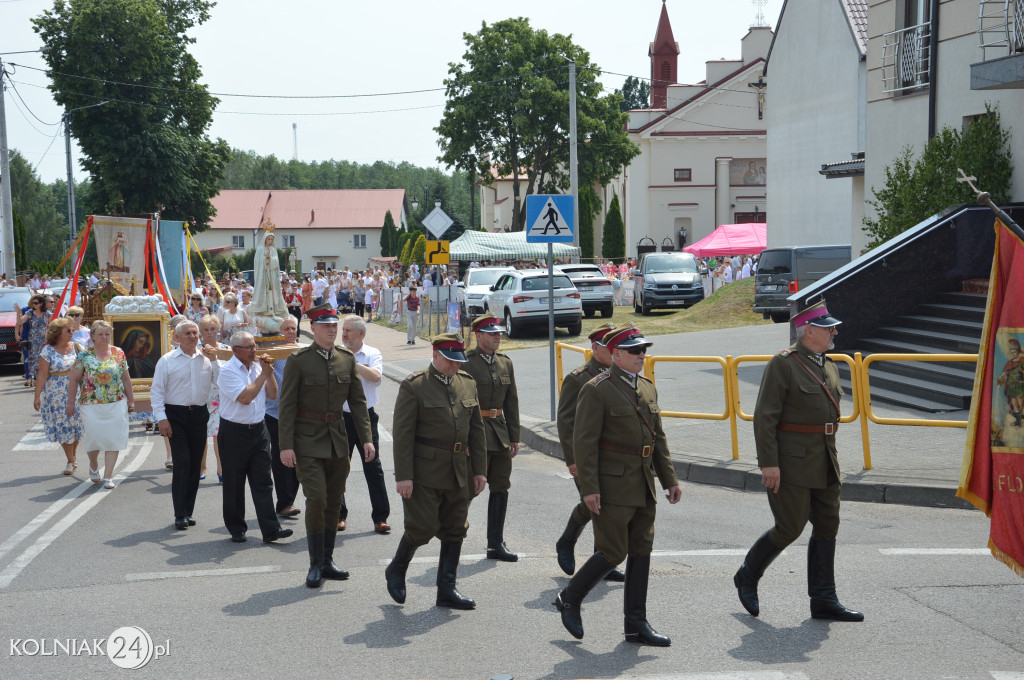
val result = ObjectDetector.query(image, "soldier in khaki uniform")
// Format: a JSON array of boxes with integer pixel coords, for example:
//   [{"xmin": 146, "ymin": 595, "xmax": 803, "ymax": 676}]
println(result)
[
  {"xmin": 385, "ymin": 333, "xmax": 487, "ymax": 610},
  {"xmin": 733, "ymin": 300, "xmax": 863, "ymax": 622},
  {"xmin": 462, "ymin": 314, "xmax": 521, "ymax": 562},
  {"xmin": 554, "ymin": 323, "xmax": 624, "ymax": 582},
  {"xmin": 554, "ymin": 325, "xmax": 682, "ymax": 646},
  {"xmin": 279, "ymin": 304, "xmax": 374, "ymax": 589}
]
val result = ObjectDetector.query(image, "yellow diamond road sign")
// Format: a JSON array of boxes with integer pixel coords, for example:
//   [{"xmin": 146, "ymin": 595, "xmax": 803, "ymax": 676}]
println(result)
[{"xmin": 426, "ymin": 240, "xmax": 450, "ymax": 265}]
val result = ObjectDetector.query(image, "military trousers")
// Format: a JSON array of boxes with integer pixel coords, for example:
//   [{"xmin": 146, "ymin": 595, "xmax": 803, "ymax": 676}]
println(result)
[
  {"xmin": 766, "ymin": 479, "xmax": 841, "ymax": 548},
  {"xmin": 592, "ymin": 494, "xmax": 657, "ymax": 566},
  {"xmin": 402, "ymin": 483, "xmax": 470, "ymax": 547},
  {"xmin": 295, "ymin": 451, "xmax": 350, "ymax": 534},
  {"xmin": 569, "ymin": 476, "xmax": 592, "ymax": 526},
  {"xmin": 484, "ymin": 446, "xmax": 512, "ymax": 493}
]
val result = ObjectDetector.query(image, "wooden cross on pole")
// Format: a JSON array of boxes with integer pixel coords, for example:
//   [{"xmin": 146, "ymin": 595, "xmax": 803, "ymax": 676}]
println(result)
[{"xmin": 122, "ymin": 274, "xmax": 143, "ymax": 295}]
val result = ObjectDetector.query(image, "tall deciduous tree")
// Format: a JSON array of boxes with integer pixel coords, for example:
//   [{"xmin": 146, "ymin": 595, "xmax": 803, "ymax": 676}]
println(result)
[
  {"xmin": 33, "ymin": 0, "xmax": 229, "ymax": 228},
  {"xmin": 618, "ymin": 75, "xmax": 650, "ymax": 111},
  {"xmin": 602, "ymin": 194, "xmax": 625, "ymax": 261},
  {"xmin": 8, "ymin": 150, "xmax": 66, "ymax": 264},
  {"xmin": 436, "ymin": 17, "xmax": 639, "ymax": 231}
]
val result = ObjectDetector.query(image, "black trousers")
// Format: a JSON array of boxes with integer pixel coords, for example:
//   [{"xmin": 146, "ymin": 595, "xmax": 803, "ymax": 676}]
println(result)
[
  {"xmin": 166, "ymin": 404, "xmax": 210, "ymax": 520},
  {"xmin": 265, "ymin": 414, "xmax": 299, "ymax": 512},
  {"xmin": 288, "ymin": 306, "xmax": 302, "ymax": 323},
  {"xmin": 218, "ymin": 418, "xmax": 281, "ymax": 538},
  {"xmin": 339, "ymin": 408, "xmax": 390, "ymax": 523}
]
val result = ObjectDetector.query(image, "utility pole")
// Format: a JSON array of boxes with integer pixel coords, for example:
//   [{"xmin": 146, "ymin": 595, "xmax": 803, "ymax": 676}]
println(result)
[
  {"xmin": 567, "ymin": 58, "xmax": 579, "ymax": 253},
  {"xmin": 62, "ymin": 100, "xmax": 107, "ymax": 244},
  {"xmin": 0, "ymin": 59, "xmax": 17, "ymax": 278}
]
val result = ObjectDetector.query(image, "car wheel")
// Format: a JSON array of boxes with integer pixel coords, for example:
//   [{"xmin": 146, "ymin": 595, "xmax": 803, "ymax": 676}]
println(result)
[
  {"xmin": 634, "ymin": 296, "xmax": 642, "ymax": 314},
  {"xmin": 566, "ymin": 320, "xmax": 582, "ymax": 336},
  {"xmin": 600, "ymin": 304, "xmax": 613, "ymax": 318},
  {"xmin": 504, "ymin": 310, "xmax": 518, "ymax": 339},
  {"xmin": 584, "ymin": 308, "xmax": 595, "ymax": 318},
  {"xmin": 770, "ymin": 312, "xmax": 789, "ymax": 323},
  {"xmin": 460, "ymin": 304, "xmax": 469, "ymax": 326},
  {"xmin": 640, "ymin": 296, "xmax": 651, "ymax": 316}
]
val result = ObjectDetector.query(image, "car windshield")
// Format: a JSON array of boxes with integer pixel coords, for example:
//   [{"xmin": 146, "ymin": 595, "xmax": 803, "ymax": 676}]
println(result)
[
  {"xmin": 467, "ymin": 270, "xmax": 508, "ymax": 287},
  {"xmin": 522, "ymin": 275, "xmax": 573, "ymax": 291},
  {"xmin": 757, "ymin": 251, "xmax": 791, "ymax": 275},
  {"xmin": 643, "ymin": 255, "xmax": 698, "ymax": 274},
  {"xmin": 0, "ymin": 288, "xmax": 33, "ymax": 310},
  {"xmin": 561, "ymin": 267, "xmax": 603, "ymax": 277}
]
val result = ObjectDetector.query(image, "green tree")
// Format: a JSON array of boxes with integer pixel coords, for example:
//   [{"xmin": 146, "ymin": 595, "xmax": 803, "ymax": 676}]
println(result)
[
  {"xmin": 380, "ymin": 210, "xmax": 398, "ymax": 257},
  {"xmin": 411, "ymin": 234, "xmax": 427, "ymax": 267},
  {"xmin": 864, "ymin": 104, "xmax": 1012, "ymax": 250},
  {"xmin": 8, "ymin": 150, "xmax": 66, "ymax": 264},
  {"xmin": 13, "ymin": 211, "xmax": 28, "ymax": 271},
  {"xmin": 436, "ymin": 17, "xmax": 639, "ymax": 231},
  {"xmin": 602, "ymin": 194, "xmax": 625, "ymax": 260},
  {"xmin": 578, "ymin": 184, "xmax": 600, "ymax": 261},
  {"xmin": 33, "ymin": 0, "xmax": 230, "ymax": 229},
  {"xmin": 617, "ymin": 75, "xmax": 650, "ymax": 111},
  {"xmin": 398, "ymin": 239, "xmax": 413, "ymax": 266}
]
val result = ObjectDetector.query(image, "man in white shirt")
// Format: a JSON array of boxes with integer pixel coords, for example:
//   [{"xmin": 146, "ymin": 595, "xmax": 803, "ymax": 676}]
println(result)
[
  {"xmin": 151, "ymin": 321, "xmax": 217, "ymax": 530},
  {"xmin": 217, "ymin": 332, "xmax": 293, "ymax": 544},
  {"xmin": 264, "ymin": 316, "xmax": 301, "ymax": 519},
  {"xmin": 723, "ymin": 264, "xmax": 734, "ymax": 285},
  {"xmin": 88, "ymin": 272, "xmax": 99, "ymax": 288},
  {"xmin": 311, "ymin": 271, "xmax": 328, "ymax": 306},
  {"xmin": 741, "ymin": 257, "xmax": 752, "ymax": 279},
  {"xmin": 337, "ymin": 315, "xmax": 390, "ymax": 534}
]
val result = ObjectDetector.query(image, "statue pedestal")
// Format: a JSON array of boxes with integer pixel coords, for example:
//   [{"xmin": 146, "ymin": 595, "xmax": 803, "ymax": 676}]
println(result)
[
  {"xmin": 216, "ymin": 341, "xmax": 302, "ymax": 362},
  {"xmin": 253, "ymin": 313, "xmax": 285, "ymax": 335}
]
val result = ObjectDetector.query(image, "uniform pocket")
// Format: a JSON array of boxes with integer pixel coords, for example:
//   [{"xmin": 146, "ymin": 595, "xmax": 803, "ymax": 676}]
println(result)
[
  {"xmin": 610, "ymin": 405, "xmax": 633, "ymax": 417},
  {"xmin": 296, "ymin": 423, "xmax": 319, "ymax": 437},
  {"xmin": 336, "ymin": 375, "xmax": 351, "ymax": 383},
  {"xmin": 304, "ymin": 377, "xmax": 326, "ymax": 386},
  {"xmin": 462, "ymin": 398, "xmax": 479, "ymax": 408},
  {"xmin": 799, "ymin": 384, "xmax": 818, "ymax": 394},
  {"xmin": 500, "ymin": 376, "xmax": 511, "ymax": 385},
  {"xmin": 781, "ymin": 445, "xmax": 807, "ymax": 458},
  {"xmin": 600, "ymin": 461, "xmax": 626, "ymax": 476},
  {"xmin": 648, "ymin": 403, "xmax": 660, "ymax": 414}
]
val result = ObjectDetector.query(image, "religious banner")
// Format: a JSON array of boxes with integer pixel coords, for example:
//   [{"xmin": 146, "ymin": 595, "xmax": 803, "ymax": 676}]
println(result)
[
  {"xmin": 958, "ymin": 218, "xmax": 1024, "ymax": 578},
  {"xmin": 157, "ymin": 220, "xmax": 184, "ymax": 292},
  {"xmin": 92, "ymin": 215, "xmax": 149, "ymax": 293}
]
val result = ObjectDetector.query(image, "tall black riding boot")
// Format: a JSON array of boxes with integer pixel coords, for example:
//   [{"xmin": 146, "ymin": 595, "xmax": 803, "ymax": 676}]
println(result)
[
  {"xmin": 555, "ymin": 517, "xmax": 586, "ymax": 575},
  {"xmin": 305, "ymin": 532, "xmax": 325, "ymax": 589},
  {"xmin": 808, "ymin": 537, "xmax": 864, "ymax": 622},
  {"xmin": 486, "ymin": 492, "xmax": 518, "ymax": 562},
  {"xmin": 623, "ymin": 555, "xmax": 671, "ymax": 646},
  {"xmin": 553, "ymin": 552, "xmax": 614, "ymax": 640},
  {"xmin": 733, "ymin": 531, "xmax": 783, "ymax": 617},
  {"xmin": 385, "ymin": 536, "xmax": 418, "ymax": 604},
  {"xmin": 322, "ymin": 528, "xmax": 349, "ymax": 581},
  {"xmin": 436, "ymin": 541, "xmax": 475, "ymax": 610}
]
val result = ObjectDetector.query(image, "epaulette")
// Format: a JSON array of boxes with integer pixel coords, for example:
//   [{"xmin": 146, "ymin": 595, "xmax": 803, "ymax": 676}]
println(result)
[
  {"xmin": 406, "ymin": 370, "xmax": 426, "ymax": 381},
  {"xmin": 778, "ymin": 349, "xmax": 792, "ymax": 357},
  {"xmin": 593, "ymin": 372, "xmax": 612, "ymax": 384},
  {"xmin": 569, "ymin": 366, "xmax": 587, "ymax": 377},
  {"xmin": 335, "ymin": 345, "xmax": 354, "ymax": 356},
  {"xmin": 457, "ymin": 369, "xmax": 474, "ymax": 379},
  {"xmin": 294, "ymin": 344, "xmax": 313, "ymax": 355},
  {"xmin": 638, "ymin": 374, "xmax": 652, "ymax": 384}
]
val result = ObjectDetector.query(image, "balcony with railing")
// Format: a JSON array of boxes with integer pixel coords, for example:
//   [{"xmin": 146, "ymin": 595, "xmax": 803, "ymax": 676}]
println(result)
[
  {"xmin": 881, "ymin": 22, "xmax": 931, "ymax": 94},
  {"xmin": 973, "ymin": 0, "xmax": 1024, "ymax": 89}
]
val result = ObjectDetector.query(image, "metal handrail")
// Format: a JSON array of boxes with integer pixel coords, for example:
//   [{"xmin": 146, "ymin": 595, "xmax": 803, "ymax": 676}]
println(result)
[
  {"xmin": 554, "ymin": 342, "xmax": 590, "ymax": 397},
  {"xmin": 882, "ymin": 22, "xmax": 931, "ymax": 93},
  {"xmin": 978, "ymin": 0, "xmax": 1024, "ymax": 60},
  {"xmin": 860, "ymin": 353, "xmax": 977, "ymax": 427},
  {"xmin": 643, "ymin": 355, "xmax": 732, "ymax": 421}
]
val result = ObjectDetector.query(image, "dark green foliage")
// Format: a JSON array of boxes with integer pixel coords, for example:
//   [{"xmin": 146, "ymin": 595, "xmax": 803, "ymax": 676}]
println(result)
[
  {"xmin": 13, "ymin": 211, "xmax": 27, "ymax": 272},
  {"xmin": 381, "ymin": 210, "xmax": 398, "ymax": 257},
  {"xmin": 33, "ymin": 0, "xmax": 229, "ymax": 229},
  {"xmin": 578, "ymin": 184, "xmax": 600, "ymax": 261},
  {"xmin": 398, "ymin": 238, "xmax": 413, "ymax": 266},
  {"xmin": 617, "ymin": 76, "xmax": 650, "ymax": 111},
  {"xmin": 8, "ymin": 150, "xmax": 68, "ymax": 266},
  {"xmin": 602, "ymin": 194, "xmax": 625, "ymax": 260},
  {"xmin": 864, "ymin": 104, "xmax": 1013, "ymax": 250},
  {"xmin": 436, "ymin": 17, "xmax": 639, "ymax": 230},
  {"xmin": 411, "ymin": 234, "xmax": 426, "ymax": 267}
]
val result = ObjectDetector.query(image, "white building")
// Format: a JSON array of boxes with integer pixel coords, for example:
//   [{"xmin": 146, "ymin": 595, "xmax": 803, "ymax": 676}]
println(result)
[{"xmin": 192, "ymin": 189, "xmax": 408, "ymax": 272}]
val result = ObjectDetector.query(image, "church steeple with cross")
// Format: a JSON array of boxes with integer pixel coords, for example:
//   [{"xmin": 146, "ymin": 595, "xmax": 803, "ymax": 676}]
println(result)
[{"xmin": 649, "ymin": 0, "xmax": 680, "ymax": 109}]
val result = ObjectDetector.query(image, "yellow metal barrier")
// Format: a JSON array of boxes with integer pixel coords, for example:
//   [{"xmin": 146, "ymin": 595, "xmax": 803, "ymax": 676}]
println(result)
[
  {"xmin": 860, "ymin": 353, "xmax": 977, "ymax": 428},
  {"xmin": 642, "ymin": 355, "xmax": 733, "ymax": 421},
  {"xmin": 554, "ymin": 342, "xmax": 591, "ymax": 397}
]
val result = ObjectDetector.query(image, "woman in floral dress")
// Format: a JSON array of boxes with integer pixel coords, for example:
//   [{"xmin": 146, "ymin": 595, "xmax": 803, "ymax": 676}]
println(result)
[
  {"xmin": 34, "ymin": 317, "xmax": 83, "ymax": 475},
  {"xmin": 18, "ymin": 294, "xmax": 51, "ymax": 386}
]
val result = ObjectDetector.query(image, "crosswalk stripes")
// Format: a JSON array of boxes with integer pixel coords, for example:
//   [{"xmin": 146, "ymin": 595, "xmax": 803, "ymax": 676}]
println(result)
[{"xmin": 12, "ymin": 423, "xmax": 62, "ymax": 451}]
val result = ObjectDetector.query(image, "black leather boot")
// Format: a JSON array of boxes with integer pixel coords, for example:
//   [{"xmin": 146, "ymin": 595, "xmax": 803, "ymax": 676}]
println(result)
[
  {"xmin": 305, "ymin": 532, "xmax": 324, "ymax": 589},
  {"xmin": 604, "ymin": 564, "xmax": 626, "ymax": 582},
  {"xmin": 553, "ymin": 552, "xmax": 614, "ymax": 639},
  {"xmin": 486, "ymin": 492, "xmax": 518, "ymax": 562},
  {"xmin": 733, "ymin": 531, "xmax": 783, "ymax": 617},
  {"xmin": 322, "ymin": 528, "xmax": 349, "ymax": 580},
  {"xmin": 808, "ymin": 537, "xmax": 864, "ymax": 622},
  {"xmin": 435, "ymin": 541, "xmax": 475, "ymax": 610},
  {"xmin": 623, "ymin": 555, "xmax": 671, "ymax": 646},
  {"xmin": 385, "ymin": 536, "xmax": 417, "ymax": 604}
]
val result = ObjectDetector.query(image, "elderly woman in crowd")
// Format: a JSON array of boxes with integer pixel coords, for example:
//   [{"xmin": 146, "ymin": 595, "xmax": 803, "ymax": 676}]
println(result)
[
  {"xmin": 199, "ymin": 314, "xmax": 227, "ymax": 483},
  {"xmin": 17, "ymin": 293, "xmax": 52, "ymax": 387},
  {"xmin": 66, "ymin": 320, "xmax": 135, "ymax": 489},
  {"xmin": 34, "ymin": 317, "xmax": 84, "ymax": 475},
  {"xmin": 216, "ymin": 293, "xmax": 249, "ymax": 343},
  {"xmin": 185, "ymin": 292, "xmax": 209, "ymax": 323},
  {"xmin": 66, "ymin": 306, "xmax": 91, "ymax": 347}
]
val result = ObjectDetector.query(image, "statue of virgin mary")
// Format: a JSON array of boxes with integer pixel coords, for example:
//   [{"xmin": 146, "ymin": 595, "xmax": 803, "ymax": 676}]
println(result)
[{"xmin": 249, "ymin": 223, "xmax": 289, "ymax": 334}]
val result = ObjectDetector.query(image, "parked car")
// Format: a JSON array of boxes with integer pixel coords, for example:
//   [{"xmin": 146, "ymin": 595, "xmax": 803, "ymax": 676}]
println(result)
[
  {"xmin": 485, "ymin": 270, "xmax": 582, "ymax": 338},
  {"xmin": 631, "ymin": 251, "xmax": 704, "ymax": 315},
  {"xmin": 0, "ymin": 287, "xmax": 34, "ymax": 364},
  {"xmin": 461, "ymin": 266, "xmax": 515, "ymax": 323},
  {"xmin": 555, "ymin": 264, "xmax": 614, "ymax": 318},
  {"xmin": 753, "ymin": 245, "xmax": 852, "ymax": 322}
]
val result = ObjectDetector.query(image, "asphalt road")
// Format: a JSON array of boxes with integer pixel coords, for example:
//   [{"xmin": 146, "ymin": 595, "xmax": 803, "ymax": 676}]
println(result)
[{"xmin": 1, "ymin": 361, "xmax": 1022, "ymax": 680}]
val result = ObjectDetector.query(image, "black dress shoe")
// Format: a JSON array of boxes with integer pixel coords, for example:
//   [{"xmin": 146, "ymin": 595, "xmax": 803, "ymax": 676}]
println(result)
[
  {"xmin": 174, "ymin": 518, "xmax": 188, "ymax": 530},
  {"xmin": 185, "ymin": 516, "xmax": 197, "ymax": 526},
  {"xmin": 231, "ymin": 534, "xmax": 247, "ymax": 543},
  {"xmin": 263, "ymin": 528, "xmax": 294, "ymax": 543}
]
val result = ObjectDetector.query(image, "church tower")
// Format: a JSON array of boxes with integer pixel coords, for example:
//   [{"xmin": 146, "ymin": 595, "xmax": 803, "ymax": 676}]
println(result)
[{"xmin": 649, "ymin": 0, "xmax": 680, "ymax": 109}]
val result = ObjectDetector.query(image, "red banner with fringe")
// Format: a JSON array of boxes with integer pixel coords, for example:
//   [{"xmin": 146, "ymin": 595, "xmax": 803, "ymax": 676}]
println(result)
[
  {"xmin": 959, "ymin": 218, "xmax": 1024, "ymax": 579},
  {"xmin": 55, "ymin": 216, "xmax": 93, "ymax": 315}
]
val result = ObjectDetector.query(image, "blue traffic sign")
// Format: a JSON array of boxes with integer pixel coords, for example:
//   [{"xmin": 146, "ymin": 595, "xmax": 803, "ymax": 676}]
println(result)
[{"xmin": 525, "ymin": 195, "xmax": 574, "ymax": 243}]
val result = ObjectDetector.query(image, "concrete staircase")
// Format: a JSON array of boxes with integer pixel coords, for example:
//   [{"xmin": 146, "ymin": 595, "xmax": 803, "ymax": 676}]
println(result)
[{"xmin": 837, "ymin": 292, "xmax": 984, "ymax": 412}]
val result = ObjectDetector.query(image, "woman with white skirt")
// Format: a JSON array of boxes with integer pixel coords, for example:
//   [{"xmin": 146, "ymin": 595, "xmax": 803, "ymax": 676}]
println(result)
[{"xmin": 66, "ymin": 320, "xmax": 135, "ymax": 489}]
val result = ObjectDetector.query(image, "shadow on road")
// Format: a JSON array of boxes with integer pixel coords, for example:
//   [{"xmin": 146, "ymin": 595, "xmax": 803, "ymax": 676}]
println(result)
[
  {"xmin": 727, "ymin": 612, "xmax": 830, "ymax": 663},
  {"xmin": 539, "ymin": 638, "xmax": 657, "ymax": 680},
  {"xmin": 344, "ymin": 603, "xmax": 460, "ymax": 648},
  {"xmin": 223, "ymin": 585, "xmax": 331, "ymax": 616}
]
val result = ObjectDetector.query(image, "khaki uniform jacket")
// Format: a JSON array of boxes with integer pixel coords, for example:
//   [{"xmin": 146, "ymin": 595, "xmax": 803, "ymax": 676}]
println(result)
[
  {"xmin": 393, "ymin": 364, "xmax": 487, "ymax": 490},
  {"xmin": 278, "ymin": 344, "xmax": 372, "ymax": 458},
  {"xmin": 753, "ymin": 341, "xmax": 842, "ymax": 489},
  {"xmin": 574, "ymin": 364, "xmax": 678, "ymax": 507},
  {"xmin": 463, "ymin": 349, "xmax": 520, "ymax": 450},
  {"xmin": 556, "ymin": 357, "xmax": 607, "ymax": 466}
]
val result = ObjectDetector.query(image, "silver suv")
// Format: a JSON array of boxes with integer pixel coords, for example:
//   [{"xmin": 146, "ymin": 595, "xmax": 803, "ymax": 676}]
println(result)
[
  {"xmin": 461, "ymin": 266, "xmax": 515, "ymax": 322},
  {"xmin": 485, "ymin": 270, "xmax": 582, "ymax": 338},
  {"xmin": 554, "ymin": 264, "xmax": 614, "ymax": 318}
]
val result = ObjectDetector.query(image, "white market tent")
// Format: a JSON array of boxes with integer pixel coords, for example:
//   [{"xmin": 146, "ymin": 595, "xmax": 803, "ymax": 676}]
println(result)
[{"xmin": 448, "ymin": 230, "xmax": 581, "ymax": 262}]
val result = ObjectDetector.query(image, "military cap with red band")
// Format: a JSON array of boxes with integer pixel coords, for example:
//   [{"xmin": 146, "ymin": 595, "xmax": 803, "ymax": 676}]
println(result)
[
  {"xmin": 471, "ymin": 313, "xmax": 506, "ymax": 334},
  {"xmin": 307, "ymin": 303, "xmax": 339, "ymax": 324},
  {"xmin": 604, "ymin": 324, "xmax": 653, "ymax": 351},
  {"xmin": 431, "ymin": 333, "xmax": 468, "ymax": 362},
  {"xmin": 588, "ymin": 322, "xmax": 618, "ymax": 344},
  {"xmin": 792, "ymin": 299, "xmax": 842, "ymax": 329}
]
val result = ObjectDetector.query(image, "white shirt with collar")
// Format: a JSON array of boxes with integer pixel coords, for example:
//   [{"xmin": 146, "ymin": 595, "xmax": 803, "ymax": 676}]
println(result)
[
  {"xmin": 343, "ymin": 342, "xmax": 382, "ymax": 412},
  {"xmin": 217, "ymin": 355, "xmax": 268, "ymax": 424},
  {"xmin": 150, "ymin": 346, "xmax": 214, "ymax": 422}
]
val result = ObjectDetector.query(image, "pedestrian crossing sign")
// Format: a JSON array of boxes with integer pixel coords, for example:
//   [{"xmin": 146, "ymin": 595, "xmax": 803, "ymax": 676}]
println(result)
[{"xmin": 525, "ymin": 195, "xmax": 574, "ymax": 243}]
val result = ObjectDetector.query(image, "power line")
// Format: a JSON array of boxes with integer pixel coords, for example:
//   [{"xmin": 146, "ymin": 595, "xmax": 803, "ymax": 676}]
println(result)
[{"xmin": 7, "ymin": 79, "xmax": 60, "ymax": 126}]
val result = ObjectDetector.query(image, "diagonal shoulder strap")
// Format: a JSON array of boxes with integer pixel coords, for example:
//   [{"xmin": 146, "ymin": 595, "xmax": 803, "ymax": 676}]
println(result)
[
  {"xmin": 789, "ymin": 353, "xmax": 841, "ymax": 418},
  {"xmin": 605, "ymin": 375, "xmax": 657, "ymax": 438}
]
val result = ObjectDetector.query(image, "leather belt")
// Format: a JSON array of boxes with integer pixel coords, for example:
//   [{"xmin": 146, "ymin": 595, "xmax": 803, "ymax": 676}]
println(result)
[
  {"xmin": 416, "ymin": 436, "xmax": 466, "ymax": 453},
  {"xmin": 777, "ymin": 422, "xmax": 838, "ymax": 435},
  {"xmin": 166, "ymin": 403, "xmax": 207, "ymax": 411},
  {"xmin": 599, "ymin": 439, "xmax": 653, "ymax": 457},
  {"xmin": 297, "ymin": 409, "xmax": 345, "ymax": 422},
  {"xmin": 480, "ymin": 408, "xmax": 503, "ymax": 418},
  {"xmin": 47, "ymin": 370, "xmax": 72, "ymax": 376}
]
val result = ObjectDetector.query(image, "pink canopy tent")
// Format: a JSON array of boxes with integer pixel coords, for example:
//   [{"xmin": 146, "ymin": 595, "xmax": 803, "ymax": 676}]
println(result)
[{"xmin": 683, "ymin": 222, "xmax": 766, "ymax": 257}]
